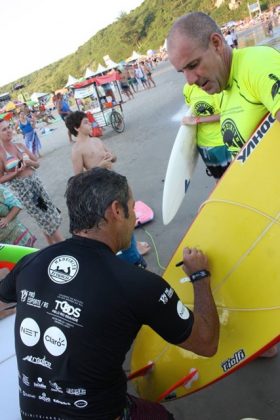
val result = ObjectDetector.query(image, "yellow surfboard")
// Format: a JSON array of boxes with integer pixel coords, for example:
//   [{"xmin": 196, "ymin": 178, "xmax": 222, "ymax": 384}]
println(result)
[{"xmin": 130, "ymin": 114, "xmax": 280, "ymax": 402}]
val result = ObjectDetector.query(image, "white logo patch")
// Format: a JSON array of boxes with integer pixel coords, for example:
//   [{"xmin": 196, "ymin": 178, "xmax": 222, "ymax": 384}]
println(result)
[
  {"xmin": 177, "ymin": 301, "xmax": 190, "ymax": 320},
  {"xmin": 48, "ymin": 255, "xmax": 79, "ymax": 284},
  {"xmin": 43, "ymin": 326, "xmax": 67, "ymax": 356},
  {"xmin": 20, "ymin": 318, "xmax": 40, "ymax": 347}
]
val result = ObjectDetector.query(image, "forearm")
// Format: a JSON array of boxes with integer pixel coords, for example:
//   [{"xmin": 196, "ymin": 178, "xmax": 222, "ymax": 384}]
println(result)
[
  {"xmin": 0, "ymin": 171, "xmax": 19, "ymax": 183},
  {"xmin": 192, "ymin": 279, "xmax": 220, "ymax": 353},
  {"xmin": 196, "ymin": 114, "xmax": 220, "ymax": 124},
  {"xmin": 6, "ymin": 207, "xmax": 21, "ymax": 223}
]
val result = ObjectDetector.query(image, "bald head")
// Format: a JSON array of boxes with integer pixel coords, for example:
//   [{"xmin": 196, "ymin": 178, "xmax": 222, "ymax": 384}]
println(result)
[{"xmin": 167, "ymin": 12, "xmax": 222, "ymax": 50}]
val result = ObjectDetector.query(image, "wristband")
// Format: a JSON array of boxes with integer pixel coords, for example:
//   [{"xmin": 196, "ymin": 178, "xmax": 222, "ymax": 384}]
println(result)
[{"xmin": 190, "ymin": 269, "xmax": 210, "ymax": 283}]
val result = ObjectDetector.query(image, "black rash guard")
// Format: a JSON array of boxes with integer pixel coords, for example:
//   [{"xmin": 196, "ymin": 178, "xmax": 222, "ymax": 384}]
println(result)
[{"xmin": 0, "ymin": 236, "xmax": 194, "ymax": 419}]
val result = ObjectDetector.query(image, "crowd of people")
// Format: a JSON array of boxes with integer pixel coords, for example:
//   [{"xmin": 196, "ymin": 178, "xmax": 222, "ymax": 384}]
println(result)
[{"xmin": 0, "ymin": 10, "xmax": 279, "ymax": 419}]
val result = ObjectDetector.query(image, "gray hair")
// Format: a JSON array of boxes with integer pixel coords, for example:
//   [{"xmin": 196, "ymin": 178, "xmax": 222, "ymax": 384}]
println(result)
[
  {"xmin": 168, "ymin": 12, "xmax": 222, "ymax": 49},
  {"xmin": 65, "ymin": 167, "xmax": 130, "ymax": 233}
]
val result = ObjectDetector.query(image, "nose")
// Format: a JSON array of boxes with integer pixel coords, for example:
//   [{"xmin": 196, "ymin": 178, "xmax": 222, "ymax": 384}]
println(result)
[{"xmin": 183, "ymin": 69, "xmax": 198, "ymax": 86}]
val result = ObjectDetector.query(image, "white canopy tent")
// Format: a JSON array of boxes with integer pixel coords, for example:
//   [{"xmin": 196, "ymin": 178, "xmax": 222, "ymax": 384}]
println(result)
[
  {"xmin": 65, "ymin": 74, "xmax": 78, "ymax": 87},
  {"xmin": 30, "ymin": 92, "xmax": 48, "ymax": 102},
  {"xmin": 84, "ymin": 68, "xmax": 95, "ymax": 78}
]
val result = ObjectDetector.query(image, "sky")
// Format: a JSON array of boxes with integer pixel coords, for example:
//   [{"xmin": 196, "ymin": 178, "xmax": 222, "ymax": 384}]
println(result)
[{"xmin": 1, "ymin": 0, "xmax": 144, "ymax": 88}]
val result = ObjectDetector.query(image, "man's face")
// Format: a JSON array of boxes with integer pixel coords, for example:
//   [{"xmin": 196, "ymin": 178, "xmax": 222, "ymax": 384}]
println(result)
[
  {"xmin": 0, "ymin": 121, "xmax": 13, "ymax": 142},
  {"xmin": 168, "ymin": 32, "xmax": 227, "ymax": 94}
]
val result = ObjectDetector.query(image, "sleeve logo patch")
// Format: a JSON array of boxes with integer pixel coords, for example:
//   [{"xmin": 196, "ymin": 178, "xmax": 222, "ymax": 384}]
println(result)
[{"xmin": 177, "ymin": 301, "xmax": 190, "ymax": 320}]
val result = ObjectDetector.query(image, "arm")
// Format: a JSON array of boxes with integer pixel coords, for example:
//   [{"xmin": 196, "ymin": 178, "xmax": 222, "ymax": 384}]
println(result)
[
  {"xmin": 20, "ymin": 144, "xmax": 40, "ymax": 169},
  {"xmin": 178, "ymin": 248, "xmax": 219, "ymax": 357},
  {"xmin": 276, "ymin": 109, "xmax": 280, "ymax": 122},
  {"xmin": 0, "ymin": 207, "xmax": 21, "ymax": 228},
  {"xmin": 182, "ymin": 114, "xmax": 220, "ymax": 126},
  {"xmin": 72, "ymin": 150, "xmax": 84, "ymax": 175}
]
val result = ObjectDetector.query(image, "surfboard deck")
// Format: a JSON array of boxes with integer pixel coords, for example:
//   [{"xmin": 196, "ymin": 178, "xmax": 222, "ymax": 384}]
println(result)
[
  {"xmin": 131, "ymin": 114, "xmax": 280, "ymax": 402},
  {"xmin": 162, "ymin": 108, "xmax": 198, "ymax": 225}
]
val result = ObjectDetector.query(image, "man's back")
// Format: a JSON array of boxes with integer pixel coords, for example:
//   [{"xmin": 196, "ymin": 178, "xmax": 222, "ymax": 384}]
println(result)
[{"xmin": 5, "ymin": 237, "xmax": 149, "ymax": 418}]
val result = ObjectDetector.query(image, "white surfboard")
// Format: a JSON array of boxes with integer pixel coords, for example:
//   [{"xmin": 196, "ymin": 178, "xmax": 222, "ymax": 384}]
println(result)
[{"xmin": 162, "ymin": 108, "xmax": 198, "ymax": 225}]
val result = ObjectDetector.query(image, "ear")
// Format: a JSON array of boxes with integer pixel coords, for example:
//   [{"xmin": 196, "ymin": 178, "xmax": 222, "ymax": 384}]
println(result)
[
  {"xmin": 210, "ymin": 33, "xmax": 224, "ymax": 52},
  {"xmin": 110, "ymin": 200, "xmax": 123, "ymax": 220}
]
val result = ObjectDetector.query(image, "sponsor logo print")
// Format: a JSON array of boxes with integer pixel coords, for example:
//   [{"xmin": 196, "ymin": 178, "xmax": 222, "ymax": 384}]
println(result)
[
  {"xmin": 66, "ymin": 387, "xmax": 86, "ymax": 396},
  {"xmin": 38, "ymin": 392, "xmax": 51, "ymax": 403},
  {"xmin": 54, "ymin": 300, "xmax": 81, "ymax": 319},
  {"xmin": 22, "ymin": 374, "xmax": 30, "ymax": 387},
  {"xmin": 20, "ymin": 290, "xmax": 49, "ymax": 308},
  {"xmin": 20, "ymin": 318, "xmax": 40, "ymax": 347},
  {"xmin": 23, "ymin": 390, "xmax": 36, "ymax": 399},
  {"xmin": 74, "ymin": 399, "xmax": 88, "ymax": 408},
  {"xmin": 34, "ymin": 377, "xmax": 47, "ymax": 389},
  {"xmin": 194, "ymin": 101, "xmax": 215, "ymax": 116},
  {"xmin": 177, "ymin": 301, "xmax": 190, "ymax": 320},
  {"xmin": 48, "ymin": 255, "xmax": 79, "ymax": 284},
  {"xmin": 22, "ymin": 355, "xmax": 52, "ymax": 370},
  {"xmin": 20, "ymin": 290, "xmax": 28, "ymax": 302},
  {"xmin": 49, "ymin": 381, "xmax": 63, "ymax": 393},
  {"xmin": 221, "ymin": 118, "xmax": 245, "ymax": 150},
  {"xmin": 237, "ymin": 114, "xmax": 275, "ymax": 163},
  {"xmin": 43, "ymin": 326, "xmax": 67, "ymax": 356},
  {"xmin": 221, "ymin": 349, "xmax": 246, "ymax": 372},
  {"xmin": 159, "ymin": 287, "xmax": 174, "ymax": 304},
  {"xmin": 53, "ymin": 399, "xmax": 71, "ymax": 406}
]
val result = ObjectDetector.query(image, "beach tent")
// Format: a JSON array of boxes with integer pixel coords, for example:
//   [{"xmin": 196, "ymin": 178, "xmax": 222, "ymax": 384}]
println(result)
[
  {"xmin": 84, "ymin": 68, "xmax": 95, "ymax": 78},
  {"xmin": 103, "ymin": 55, "xmax": 118, "ymax": 70},
  {"xmin": 125, "ymin": 50, "xmax": 145, "ymax": 63},
  {"xmin": 65, "ymin": 74, "xmax": 79, "ymax": 87},
  {"xmin": 30, "ymin": 92, "xmax": 48, "ymax": 103},
  {"xmin": 95, "ymin": 64, "xmax": 107, "ymax": 75}
]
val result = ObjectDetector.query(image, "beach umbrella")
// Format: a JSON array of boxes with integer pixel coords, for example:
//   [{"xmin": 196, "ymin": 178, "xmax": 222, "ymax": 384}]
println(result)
[{"xmin": 4, "ymin": 101, "xmax": 16, "ymax": 112}]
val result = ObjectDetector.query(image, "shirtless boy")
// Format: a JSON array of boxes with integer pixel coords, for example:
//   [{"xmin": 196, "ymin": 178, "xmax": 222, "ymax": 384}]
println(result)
[
  {"xmin": 66, "ymin": 111, "xmax": 150, "ymax": 260},
  {"xmin": 66, "ymin": 111, "xmax": 116, "ymax": 174}
]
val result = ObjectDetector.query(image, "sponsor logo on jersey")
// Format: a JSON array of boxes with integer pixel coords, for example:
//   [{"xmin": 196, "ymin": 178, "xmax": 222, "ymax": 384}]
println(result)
[
  {"xmin": 22, "ymin": 355, "xmax": 52, "ymax": 370},
  {"xmin": 237, "ymin": 114, "xmax": 275, "ymax": 163},
  {"xmin": 34, "ymin": 377, "xmax": 47, "ymax": 389},
  {"xmin": 20, "ymin": 318, "xmax": 40, "ymax": 347},
  {"xmin": 38, "ymin": 392, "xmax": 51, "ymax": 403},
  {"xmin": 177, "ymin": 301, "xmax": 190, "ymax": 320},
  {"xmin": 20, "ymin": 290, "xmax": 49, "ymax": 309},
  {"xmin": 221, "ymin": 118, "xmax": 245, "ymax": 150},
  {"xmin": 221, "ymin": 349, "xmax": 246, "ymax": 372},
  {"xmin": 48, "ymin": 255, "xmax": 79, "ymax": 284},
  {"xmin": 54, "ymin": 300, "xmax": 81, "ymax": 319},
  {"xmin": 49, "ymin": 381, "xmax": 63, "ymax": 393},
  {"xmin": 158, "ymin": 287, "xmax": 174, "ymax": 304},
  {"xmin": 43, "ymin": 326, "xmax": 67, "ymax": 356},
  {"xmin": 66, "ymin": 387, "xmax": 86, "ymax": 396},
  {"xmin": 74, "ymin": 399, "xmax": 88, "ymax": 408},
  {"xmin": 53, "ymin": 399, "xmax": 71, "ymax": 406},
  {"xmin": 22, "ymin": 374, "xmax": 30, "ymax": 387},
  {"xmin": 23, "ymin": 390, "xmax": 36, "ymax": 399},
  {"xmin": 194, "ymin": 101, "xmax": 215, "ymax": 116}
]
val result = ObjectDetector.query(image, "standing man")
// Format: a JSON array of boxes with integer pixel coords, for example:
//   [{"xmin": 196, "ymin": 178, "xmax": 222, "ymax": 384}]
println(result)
[
  {"xmin": 0, "ymin": 167, "xmax": 219, "ymax": 419},
  {"xmin": 56, "ymin": 92, "xmax": 74, "ymax": 143},
  {"xmin": 167, "ymin": 12, "xmax": 280, "ymax": 158},
  {"xmin": 167, "ymin": 11, "xmax": 280, "ymax": 356}
]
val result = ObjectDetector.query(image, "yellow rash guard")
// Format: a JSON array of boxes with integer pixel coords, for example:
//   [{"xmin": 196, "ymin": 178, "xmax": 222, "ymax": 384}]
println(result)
[
  {"xmin": 183, "ymin": 84, "xmax": 223, "ymax": 148},
  {"xmin": 220, "ymin": 46, "xmax": 280, "ymax": 155}
]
